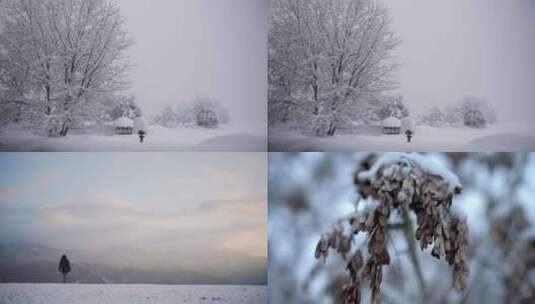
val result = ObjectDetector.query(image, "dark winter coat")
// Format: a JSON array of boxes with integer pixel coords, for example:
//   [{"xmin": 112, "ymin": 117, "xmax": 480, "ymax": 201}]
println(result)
[{"xmin": 58, "ymin": 255, "xmax": 71, "ymax": 274}]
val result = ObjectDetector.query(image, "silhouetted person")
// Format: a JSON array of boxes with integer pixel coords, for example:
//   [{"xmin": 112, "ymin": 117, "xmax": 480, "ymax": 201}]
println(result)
[
  {"xmin": 405, "ymin": 130, "xmax": 413, "ymax": 143},
  {"xmin": 58, "ymin": 255, "xmax": 71, "ymax": 283},
  {"xmin": 137, "ymin": 129, "xmax": 146, "ymax": 143}
]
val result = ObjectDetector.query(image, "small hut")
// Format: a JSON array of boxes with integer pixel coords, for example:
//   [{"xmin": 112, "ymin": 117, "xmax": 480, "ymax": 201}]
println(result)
[
  {"xmin": 382, "ymin": 116, "xmax": 401, "ymax": 134},
  {"xmin": 197, "ymin": 110, "xmax": 219, "ymax": 128},
  {"xmin": 114, "ymin": 116, "xmax": 134, "ymax": 135}
]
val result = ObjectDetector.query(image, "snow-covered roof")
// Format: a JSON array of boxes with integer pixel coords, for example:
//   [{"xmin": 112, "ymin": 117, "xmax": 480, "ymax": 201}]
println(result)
[
  {"xmin": 382, "ymin": 116, "xmax": 401, "ymax": 127},
  {"xmin": 114, "ymin": 117, "xmax": 133, "ymax": 128}
]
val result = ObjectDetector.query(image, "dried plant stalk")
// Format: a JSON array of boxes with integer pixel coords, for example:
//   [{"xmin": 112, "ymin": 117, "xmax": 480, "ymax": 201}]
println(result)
[{"xmin": 315, "ymin": 153, "xmax": 469, "ymax": 304}]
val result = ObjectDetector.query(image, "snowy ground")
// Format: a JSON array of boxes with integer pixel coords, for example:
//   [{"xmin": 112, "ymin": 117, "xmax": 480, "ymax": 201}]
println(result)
[
  {"xmin": 269, "ymin": 121, "xmax": 535, "ymax": 151},
  {"xmin": 0, "ymin": 283, "xmax": 266, "ymax": 304},
  {"xmin": 0, "ymin": 122, "xmax": 266, "ymax": 151}
]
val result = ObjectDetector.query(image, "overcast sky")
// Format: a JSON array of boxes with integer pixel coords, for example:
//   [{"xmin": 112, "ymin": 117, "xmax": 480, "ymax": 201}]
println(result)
[
  {"xmin": 0, "ymin": 153, "xmax": 266, "ymax": 277},
  {"xmin": 383, "ymin": 0, "xmax": 535, "ymax": 121},
  {"xmin": 116, "ymin": 0, "xmax": 267, "ymax": 122}
]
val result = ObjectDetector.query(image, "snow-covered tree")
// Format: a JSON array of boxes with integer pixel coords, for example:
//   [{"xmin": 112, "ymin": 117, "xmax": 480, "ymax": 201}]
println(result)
[
  {"xmin": 188, "ymin": 97, "xmax": 230, "ymax": 127},
  {"xmin": 0, "ymin": 0, "xmax": 132, "ymax": 136},
  {"xmin": 420, "ymin": 106, "xmax": 447, "ymax": 128},
  {"xmin": 108, "ymin": 96, "xmax": 142, "ymax": 120},
  {"xmin": 420, "ymin": 97, "xmax": 497, "ymax": 128},
  {"xmin": 374, "ymin": 95, "xmax": 409, "ymax": 121},
  {"xmin": 269, "ymin": 0, "xmax": 400, "ymax": 136},
  {"xmin": 156, "ymin": 105, "xmax": 178, "ymax": 128},
  {"xmin": 456, "ymin": 96, "xmax": 496, "ymax": 128},
  {"xmin": 155, "ymin": 97, "xmax": 230, "ymax": 128}
]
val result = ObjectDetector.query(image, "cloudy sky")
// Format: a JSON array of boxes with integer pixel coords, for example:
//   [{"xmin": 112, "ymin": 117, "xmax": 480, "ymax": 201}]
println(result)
[
  {"xmin": 115, "ymin": 0, "xmax": 267, "ymax": 122},
  {"xmin": 383, "ymin": 0, "xmax": 535, "ymax": 121},
  {"xmin": 0, "ymin": 153, "xmax": 266, "ymax": 279}
]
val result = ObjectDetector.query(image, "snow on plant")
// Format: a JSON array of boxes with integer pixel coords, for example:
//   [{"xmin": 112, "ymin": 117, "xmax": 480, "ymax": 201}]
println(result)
[{"xmin": 315, "ymin": 153, "xmax": 469, "ymax": 304}]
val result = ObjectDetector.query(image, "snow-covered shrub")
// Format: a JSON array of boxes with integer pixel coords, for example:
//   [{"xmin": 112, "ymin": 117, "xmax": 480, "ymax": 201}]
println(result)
[
  {"xmin": 196, "ymin": 110, "xmax": 218, "ymax": 128},
  {"xmin": 441, "ymin": 96, "xmax": 496, "ymax": 128},
  {"xmin": 154, "ymin": 97, "xmax": 229, "ymax": 128},
  {"xmin": 133, "ymin": 117, "xmax": 147, "ymax": 133},
  {"xmin": 315, "ymin": 153, "xmax": 468, "ymax": 304},
  {"xmin": 188, "ymin": 97, "xmax": 229, "ymax": 127},
  {"xmin": 401, "ymin": 117, "xmax": 415, "ymax": 133},
  {"xmin": 108, "ymin": 96, "xmax": 142, "ymax": 121},
  {"xmin": 375, "ymin": 95, "xmax": 409, "ymax": 121},
  {"xmin": 464, "ymin": 109, "xmax": 486, "ymax": 128},
  {"xmin": 420, "ymin": 106, "xmax": 447, "ymax": 128},
  {"xmin": 455, "ymin": 96, "xmax": 498, "ymax": 128},
  {"xmin": 155, "ymin": 106, "xmax": 178, "ymax": 128},
  {"xmin": 419, "ymin": 97, "xmax": 496, "ymax": 129}
]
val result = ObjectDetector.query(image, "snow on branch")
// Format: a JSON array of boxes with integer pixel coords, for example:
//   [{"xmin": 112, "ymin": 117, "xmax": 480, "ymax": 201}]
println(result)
[{"xmin": 315, "ymin": 153, "xmax": 469, "ymax": 304}]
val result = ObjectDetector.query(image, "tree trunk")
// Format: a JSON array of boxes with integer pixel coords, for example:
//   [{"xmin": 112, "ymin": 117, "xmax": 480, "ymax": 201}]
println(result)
[
  {"xmin": 312, "ymin": 113, "xmax": 337, "ymax": 137},
  {"xmin": 59, "ymin": 122, "xmax": 69, "ymax": 136},
  {"xmin": 45, "ymin": 117, "xmax": 69, "ymax": 137}
]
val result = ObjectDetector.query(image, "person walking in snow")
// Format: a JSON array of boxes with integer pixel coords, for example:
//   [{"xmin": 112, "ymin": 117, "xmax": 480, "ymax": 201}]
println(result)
[
  {"xmin": 405, "ymin": 130, "xmax": 413, "ymax": 143},
  {"xmin": 137, "ymin": 129, "xmax": 146, "ymax": 143},
  {"xmin": 58, "ymin": 254, "xmax": 71, "ymax": 283}
]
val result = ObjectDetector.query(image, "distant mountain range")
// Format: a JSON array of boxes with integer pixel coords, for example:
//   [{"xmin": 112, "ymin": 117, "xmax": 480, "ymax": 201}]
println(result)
[{"xmin": 0, "ymin": 243, "xmax": 266, "ymax": 285}]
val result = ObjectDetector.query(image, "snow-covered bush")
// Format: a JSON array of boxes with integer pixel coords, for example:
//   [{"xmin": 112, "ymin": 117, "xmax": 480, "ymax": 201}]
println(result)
[
  {"xmin": 464, "ymin": 109, "xmax": 486, "ymax": 128},
  {"xmin": 457, "ymin": 96, "xmax": 496, "ymax": 127},
  {"xmin": 155, "ymin": 106, "xmax": 177, "ymax": 128},
  {"xmin": 108, "ymin": 96, "xmax": 142, "ymax": 121},
  {"xmin": 154, "ymin": 97, "xmax": 230, "ymax": 128},
  {"xmin": 196, "ymin": 110, "xmax": 218, "ymax": 128},
  {"xmin": 419, "ymin": 97, "xmax": 496, "ymax": 129},
  {"xmin": 420, "ymin": 106, "xmax": 448, "ymax": 128},
  {"xmin": 375, "ymin": 95, "xmax": 409, "ymax": 121},
  {"xmin": 420, "ymin": 97, "xmax": 497, "ymax": 128}
]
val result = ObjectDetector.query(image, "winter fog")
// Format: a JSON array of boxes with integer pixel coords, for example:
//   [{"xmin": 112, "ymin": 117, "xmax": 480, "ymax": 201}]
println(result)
[
  {"xmin": 115, "ymin": 0, "xmax": 267, "ymax": 122},
  {"xmin": 0, "ymin": 153, "xmax": 267, "ymax": 285},
  {"xmin": 383, "ymin": 0, "xmax": 535, "ymax": 121}
]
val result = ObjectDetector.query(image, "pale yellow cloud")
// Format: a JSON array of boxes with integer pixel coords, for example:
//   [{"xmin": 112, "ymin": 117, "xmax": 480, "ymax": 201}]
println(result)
[
  {"xmin": 33, "ymin": 194, "xmax": 267, "ymax": 262},
  {"xmin": 218, "ymin": 226, "xmax": 267, "ymax": 258},
  {"xmin": 0, "ymin": 186, "xmax": 20, "ymax": 203},
  {"xmin": 52, "ymin": 208, "xmax": 78, "ymax": 225}
]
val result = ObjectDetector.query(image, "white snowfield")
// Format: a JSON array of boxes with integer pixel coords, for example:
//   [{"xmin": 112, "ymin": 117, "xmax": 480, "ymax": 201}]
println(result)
[
  {"xmin": 268, "ymin": 121, "xmax": 535, "ymax": 151},
  {"xmin": 0, "ymin": 283, "xmax": 266, "ymax": 304},
  {"xmin": 0, "ymin": 122, "xmax": 266, "ymax": 152}
]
